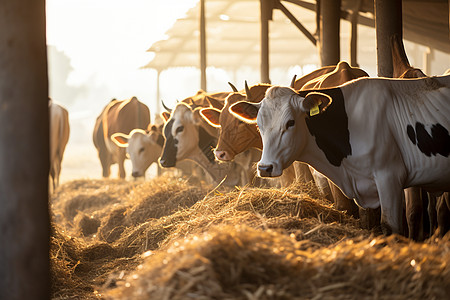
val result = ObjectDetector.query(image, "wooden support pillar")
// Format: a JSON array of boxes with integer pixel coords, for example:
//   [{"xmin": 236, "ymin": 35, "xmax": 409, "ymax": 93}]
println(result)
[
  {"xmin": 260, "ymin": 0, "xmax": 272, "ymax": 84},
  {"xmin": 200, "ymin": 0, "xmax": 207, "ymax": 91},
  {"xmin": 319, "ymin": 0, "xmax": 341, "ymax": 67},
  {"xmin": 374, "ymin": 0, "xmax": 403, "ymax": 77},
  {"xmin": 0, "ymin": 1, "xmax": 50, "ymax": 299},
  {"xmin": 350, "ymin": 0, "xmax": 362, "ymax": 67}
]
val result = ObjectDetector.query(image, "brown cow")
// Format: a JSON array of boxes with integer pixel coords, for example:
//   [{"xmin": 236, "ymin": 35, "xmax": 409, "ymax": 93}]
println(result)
[
  {"xmin": 93, "ymin": 96, "xmax": 150, "ymax": 179},
  {"xmin": 200, "ymin": 82, "xmax": 299, "ymax": 187},
  {"xmin": 49, "ymin": 99, "xmax": 70, "ymax": 191}
]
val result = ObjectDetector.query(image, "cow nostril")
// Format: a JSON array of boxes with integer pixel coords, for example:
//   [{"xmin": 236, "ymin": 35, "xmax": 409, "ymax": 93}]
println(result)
[{"xmin": 259, "ymin": 164, "xmax": 273, "ymax": 174}]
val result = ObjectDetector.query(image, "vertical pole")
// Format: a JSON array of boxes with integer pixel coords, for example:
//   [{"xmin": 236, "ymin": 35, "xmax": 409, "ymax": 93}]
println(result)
[
  {"xmin": 200, "ymin": 0, "xmax": 207, "ymax": 91},
  {"xmin": 375, "ymin": 0, "xmax": 403, "ymax": 77},
  {"xmin": 319, "ymin": 0, "xmax": 341, "ymax": 67},
  {"xmin": 0, "ymin": 0, "xmax": 50, "ymax": 299},
  {"xmin": 260, "ymin": 0, "xmax": 271, "ymax": 83},
  {"xmin": 156, "ymin": 69, "xmax": 161, "ymax": 115},
  {"xmin": 350, "ymin": 0, "xmax": 362, "ymax": 67}
]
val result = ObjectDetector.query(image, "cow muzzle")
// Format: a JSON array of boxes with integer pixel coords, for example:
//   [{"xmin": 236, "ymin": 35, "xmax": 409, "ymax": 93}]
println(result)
[
  {"xmin": 214, "ymin": 150, "xmax": 232, "ymax": 161},
  {"xmin": 257, "ymin": 162, "xmax": 282, "ymax": 177}
]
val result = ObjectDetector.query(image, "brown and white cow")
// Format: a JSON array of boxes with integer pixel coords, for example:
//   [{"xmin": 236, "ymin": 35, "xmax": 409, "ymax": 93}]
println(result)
[
  {"xmin": 93, "ymin": 96, "xmax": 150, "ymax": 179},
  {"xmin": 111, "ymin": 124, "xmax": 164, "ymax": 178},
  {"xmin": 49, "ymin": 99, "xmax": 70, "ymax": 191}
]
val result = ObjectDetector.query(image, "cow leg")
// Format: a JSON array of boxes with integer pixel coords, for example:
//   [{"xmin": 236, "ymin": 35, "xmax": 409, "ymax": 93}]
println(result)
[
  {"xmin": 330, "ymin": 182, "xmax": 359, "ymax": 218},
  {"xmin": 117, "ymin": 149, "xmax": 126, "ymax": 179},
  {"xmin": 375, "ymin": 179, "xmax": 404, "ymax": 235},
  {"xmin": 437, "ymin": 192, "xmax": 450, "ymax": 237},
  {"xmin": 427, "ymin": 193, "xmax": 438, "ymax": 235},
  {"xmin": 404, "ymin": 187, "xmax": 424, "ymax": 241}
]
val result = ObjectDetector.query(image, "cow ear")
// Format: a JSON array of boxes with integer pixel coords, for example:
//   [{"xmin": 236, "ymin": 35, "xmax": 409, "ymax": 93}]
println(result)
[
  {"xmin": 161, "ymin": 111, "xmax": 171, "ymax": 122},
  {"xmin": 200, "ymin": 108, "xmax": 221, "ymax": 128},
  {"xmin": 111, "ymin": 133, "xmax": 129, "ymax": 147},
  {"xmin": 301, "ymin": 92, "xmax": 332, "ymax": 115},
  {"xmin": 229, "ymin": 101, "xmax": 260, "ymax": 124}
]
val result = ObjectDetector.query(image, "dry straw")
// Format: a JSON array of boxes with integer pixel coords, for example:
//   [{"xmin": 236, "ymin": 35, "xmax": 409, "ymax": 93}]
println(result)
[{"xmin": 50, "ymin": 173, "xmax": 450, "ymax": 300}]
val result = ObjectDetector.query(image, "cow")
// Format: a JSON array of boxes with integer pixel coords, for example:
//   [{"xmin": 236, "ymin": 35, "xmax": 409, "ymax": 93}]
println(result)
[
  {"xmin": 111, "ymin": 124, "xmax": 164, "ymax": 178},
  {"xmin": 200, "ymin": 81, "xmax": 299, "ymax": 187},
  {"xmin": 160, "ymin": 100, "xmax": 245, "ymax": 187},
  {"xmin": 93, "ymin": 96, "xmax": 150, "ymax": 179},
  {"xmin": 49, "ymin": 98, "xmax": 70, "ymax": 191},
  {"xmin": 391, "ymin": 34, "xmax": 450, "ymax": 239},
  {"xmin": 230, "ymin": 75, "xmax": 450, "ymax": 235}
]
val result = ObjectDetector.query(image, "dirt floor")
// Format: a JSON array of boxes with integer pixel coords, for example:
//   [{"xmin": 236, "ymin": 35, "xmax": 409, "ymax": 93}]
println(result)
[{"xmin": 50, "ymin": 173, "xmax": 450, "ymax": 300}]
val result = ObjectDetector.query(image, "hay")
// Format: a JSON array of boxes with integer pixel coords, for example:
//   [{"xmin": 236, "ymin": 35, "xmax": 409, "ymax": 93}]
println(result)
[
  {"xmin": 50, "ymin": 174, "xmax": 450, "ymax": 299},
  {"xmin": 105, "ymin": 225, "xmax": 450, "ymax": 300}
]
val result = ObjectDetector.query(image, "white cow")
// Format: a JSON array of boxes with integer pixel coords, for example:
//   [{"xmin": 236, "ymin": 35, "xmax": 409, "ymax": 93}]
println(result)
[
  {"xmin": 230, "ymin": 75, "xmax": 450, "ymax": 235},
  {"xmin": 111, "ymin": 125, "xmax": 164, "ymax": 178}
]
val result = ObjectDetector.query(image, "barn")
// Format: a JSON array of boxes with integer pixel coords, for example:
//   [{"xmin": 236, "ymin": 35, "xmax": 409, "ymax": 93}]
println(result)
[{"xmin": 0, "ymin": 1, "xmax": 449, "ymax": 299}]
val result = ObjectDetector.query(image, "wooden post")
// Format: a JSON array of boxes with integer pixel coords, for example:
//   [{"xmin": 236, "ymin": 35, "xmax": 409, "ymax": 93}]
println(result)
[
  {"xmin": 0, "ymin": 1, "xmax": 50, "ymax": 299},
  {"xmin": 200, "ymin": 0, "xmax": 207, "ymax": 91},
  {"xmin": 374, "ymin": 0, "xmax": 403, "ymax": 77},
  {"xmin": 319, "ymin": 0, "xmax": 341, "ymax": 67},
  {"xmin": 260, "ymin": 0, "xmax": 271, "ymax": 83},
  {"xmin": 350, "ymin": 0, "xmax": 362, "ymax": 67}
]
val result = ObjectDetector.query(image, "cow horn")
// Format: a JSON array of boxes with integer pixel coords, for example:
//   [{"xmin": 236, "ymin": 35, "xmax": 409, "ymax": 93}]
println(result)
[
  {"xmin": 244, "ymin": 80, "xmax": 252, "ymax": 100},
  {"xmin": 228, "ymin": 82, "xmax": 238, "ymax": 92},
  {"xmin": 206, "ymin": 96, "xmax": 224, "ymax": 110},
  {"xmin": 161, "ymin": 99, "xmax": 172, "ymax": 113},
  {"xmin": 290, "ymin": 74, "xmax": 297, "ymax": 88}
]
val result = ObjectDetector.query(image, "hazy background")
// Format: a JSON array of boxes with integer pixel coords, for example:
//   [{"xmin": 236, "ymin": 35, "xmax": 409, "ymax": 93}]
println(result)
[{"xmin": 46, "ymin": 0, "xmax": 450, "ymax": 183}]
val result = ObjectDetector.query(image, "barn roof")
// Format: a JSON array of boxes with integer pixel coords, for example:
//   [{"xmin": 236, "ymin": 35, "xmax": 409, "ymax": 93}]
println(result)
[{"xmin": 142, "ymin": 0, "xmax": 449, "ymax": 71}]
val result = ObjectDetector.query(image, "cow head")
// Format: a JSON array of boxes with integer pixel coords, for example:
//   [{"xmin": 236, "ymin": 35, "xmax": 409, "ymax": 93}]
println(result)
[
  {"xmin": 111, "ymin": 126, "xmax": 164, "ymax": 178},
  {"xmin": 199, "ymin": 83, "xmax": 270, "ymax": 162},
  {"xmin": 230, "ymin": 86, "xmax": 332, "ymax": 177},
  {"xmin": 160, "ymin": 102, "xmax": 217, "ymax": 168}
]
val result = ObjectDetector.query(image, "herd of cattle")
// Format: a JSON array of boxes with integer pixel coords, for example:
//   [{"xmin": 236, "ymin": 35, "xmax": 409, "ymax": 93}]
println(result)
[{"xmin": 50, "ymin": 36, "xmax": 450, "ymax": 241}]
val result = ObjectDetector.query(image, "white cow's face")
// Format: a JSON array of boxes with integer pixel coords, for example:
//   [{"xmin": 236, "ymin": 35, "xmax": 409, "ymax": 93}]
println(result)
[
  {"xmin": 170, "ymin": 104, "xmax": 199, "ymax": 161},
  {"xmin": 230, "ymin": 86, "xmax": 332, "ymax": 177},
  {"xmin": 127, "ymin": 130, "xmax": 162, "ymax": 177},
  {"xmin": 111, "ymin": 129, "xmax": 163, "ymax": 178}
]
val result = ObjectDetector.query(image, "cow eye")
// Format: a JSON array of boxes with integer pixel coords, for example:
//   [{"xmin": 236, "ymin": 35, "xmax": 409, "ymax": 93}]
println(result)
[
  {"xmin": 286, "ymin": 120, "xmax": 295, "ymax": 130},
  {"xmin": 139, "ymin": 147, "xmax": 145, "ymax": 154},
  {"xmin": 176, "ymin": 126, "xmax": 184, "ymax": 134}
]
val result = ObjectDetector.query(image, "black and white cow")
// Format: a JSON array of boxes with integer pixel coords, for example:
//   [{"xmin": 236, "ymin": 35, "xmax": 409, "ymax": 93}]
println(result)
[{"xmin": 230, "ymin": 75, "xmax": 450, "ymax": 235}]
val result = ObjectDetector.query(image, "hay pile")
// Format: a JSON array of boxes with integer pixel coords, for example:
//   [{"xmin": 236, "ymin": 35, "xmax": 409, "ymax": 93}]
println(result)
[{"xmin": 50, "ymin": 173, "xmax": 450, "ymax": 300}]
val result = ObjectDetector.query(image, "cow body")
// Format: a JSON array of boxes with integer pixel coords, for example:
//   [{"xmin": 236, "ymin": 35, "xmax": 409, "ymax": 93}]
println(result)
[
  {"xmin": 49, "ymin": 100, "xmax": 70, "ymax": 191},
  {"xmin": 93, "ymin": 97, "xmax": 150, "ymax": 179},
  {"xmin": 231, "ymin": 75, "xmax": 450, "ymax": 234}
]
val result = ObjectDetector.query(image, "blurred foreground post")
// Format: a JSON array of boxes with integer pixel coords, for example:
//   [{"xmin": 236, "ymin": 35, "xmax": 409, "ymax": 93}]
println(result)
[{"xmin": 0, "ymin": 0, "xmax": 50, "ymax": 299}]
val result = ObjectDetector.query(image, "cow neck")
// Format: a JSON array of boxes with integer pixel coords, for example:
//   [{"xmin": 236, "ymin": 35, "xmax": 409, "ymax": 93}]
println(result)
[
  {"xmin": 190, "ymin": 149, "xmax": 235, "ymax": 183},
  {"xmin": 299, "ymin": 87, "xmax": 352, "ymax": 168},
  {"xmin": 185, "ymin": 125, "xmax": 234, "ymax": 183},
  {"xmin": 198, "ymin": 125, "xmax": 217, "ymax": 164}
]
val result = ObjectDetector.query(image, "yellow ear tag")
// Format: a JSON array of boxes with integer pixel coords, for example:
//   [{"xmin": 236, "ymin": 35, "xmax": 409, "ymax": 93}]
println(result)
[{"xmin": 310, "ymin": 104, "xmax": 319, "ymax": 116}]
